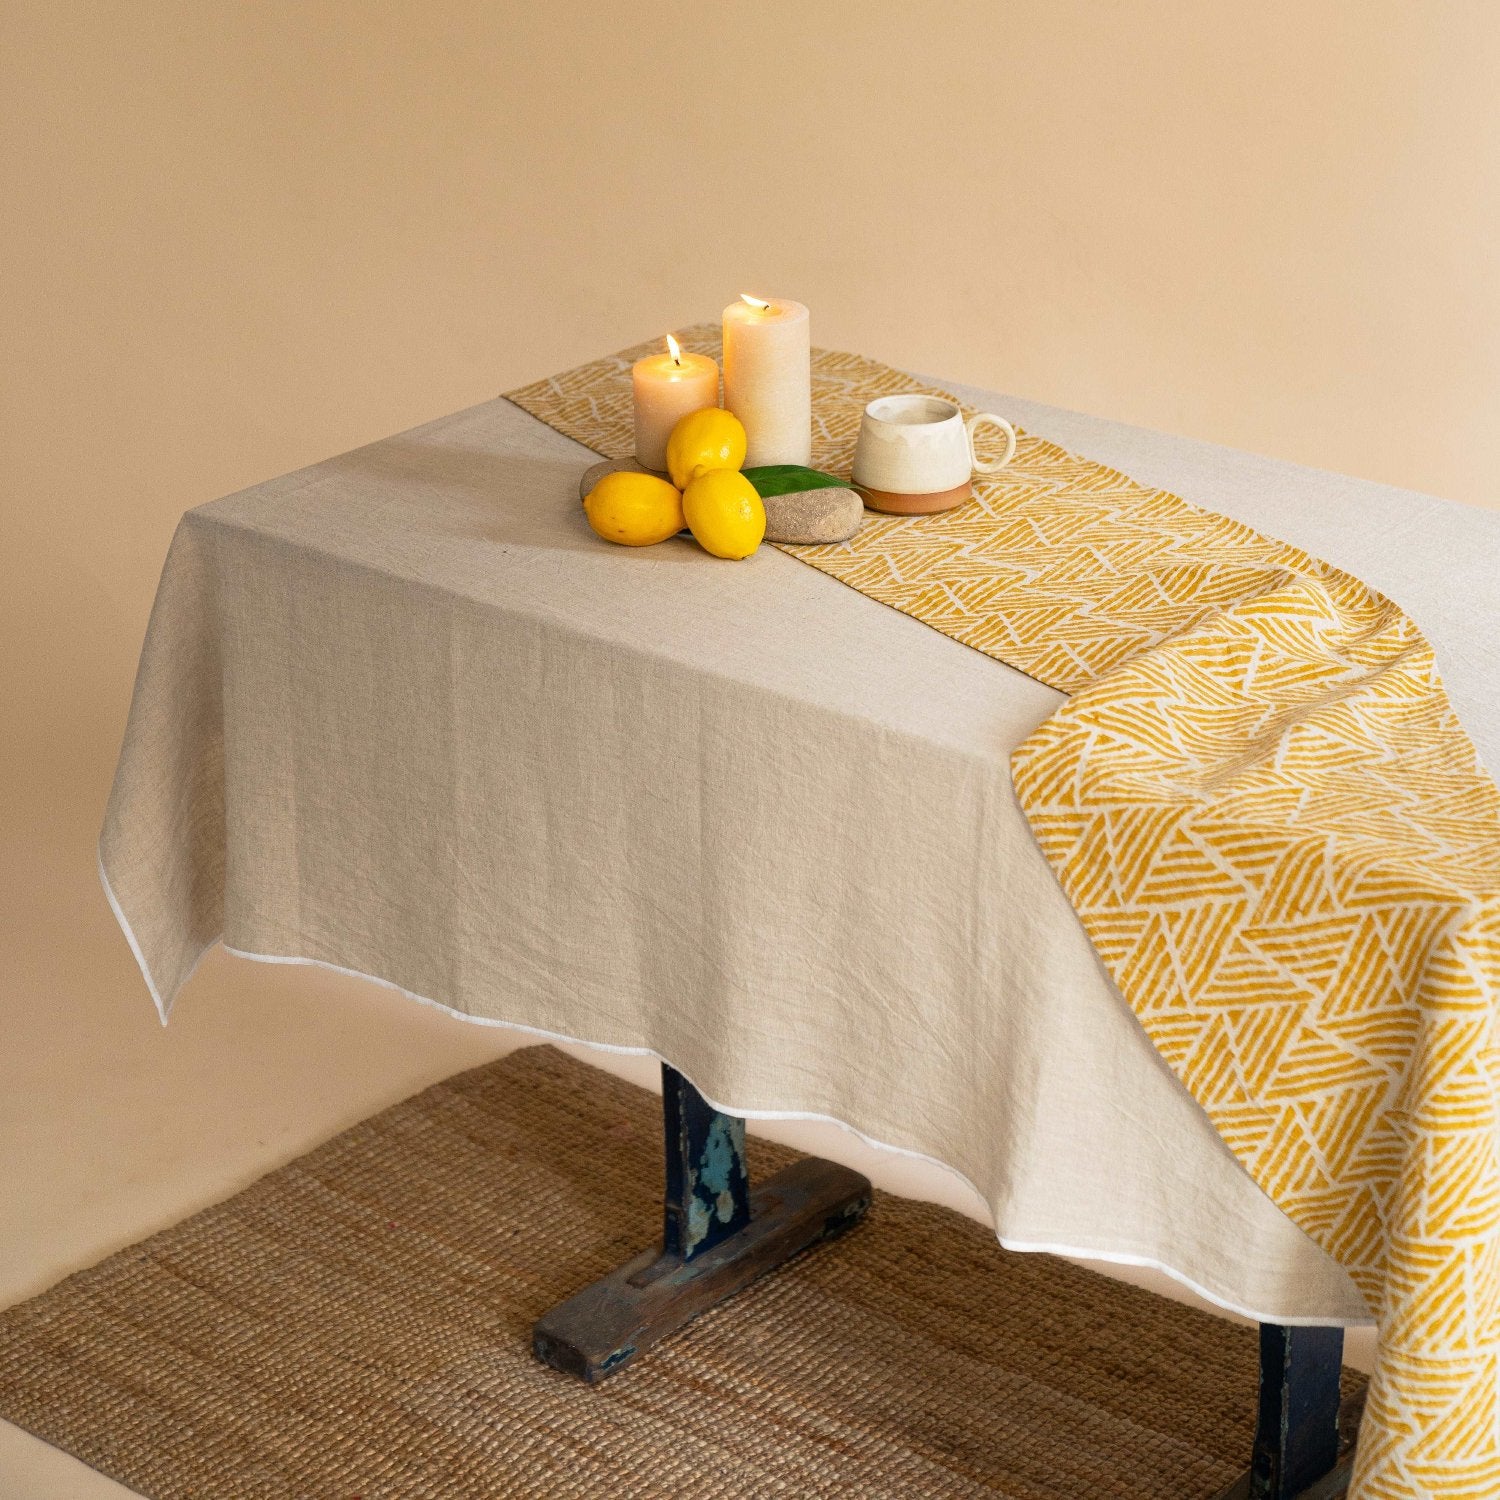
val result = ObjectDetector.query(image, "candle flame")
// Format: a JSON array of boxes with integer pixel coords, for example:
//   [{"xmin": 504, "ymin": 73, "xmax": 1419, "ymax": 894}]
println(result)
[
  {"xmin": 739, "ymin": 293, "xmax": 771, "ymax": 311},
  {"xmin": 665, "ymin": 333, "xmax": 682, "ymax": 365}
]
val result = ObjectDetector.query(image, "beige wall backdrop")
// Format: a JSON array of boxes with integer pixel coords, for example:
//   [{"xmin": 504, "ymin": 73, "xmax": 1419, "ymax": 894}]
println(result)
[{"xmin": 7, "ymin": 0, "xmax": 1500, "ymax": 828}]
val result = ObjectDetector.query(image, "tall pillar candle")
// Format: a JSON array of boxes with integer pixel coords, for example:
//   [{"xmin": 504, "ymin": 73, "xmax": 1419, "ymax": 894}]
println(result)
[
  {"xmin": 722, "ymin": 295, "xmax": 811, "ymax": 467},
  {"xmin": 632, "ymin": 335, "xmax": 720, "ymax": 471}
]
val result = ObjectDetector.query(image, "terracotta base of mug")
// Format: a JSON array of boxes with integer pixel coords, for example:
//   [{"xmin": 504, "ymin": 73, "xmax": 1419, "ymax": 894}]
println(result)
[{"xmin": 856, "ymin": 480, "xmax": 973, "ymax": 515}]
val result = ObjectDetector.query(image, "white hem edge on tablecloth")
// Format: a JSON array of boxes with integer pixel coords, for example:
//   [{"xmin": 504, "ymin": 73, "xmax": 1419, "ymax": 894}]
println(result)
[{"xmin": 95, "ymin": 850, "xmax": 1375, "ymax": 1334}]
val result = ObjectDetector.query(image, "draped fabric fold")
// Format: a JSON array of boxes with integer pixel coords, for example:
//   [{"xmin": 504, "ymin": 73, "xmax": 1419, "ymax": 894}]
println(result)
[{"xmin": 509, "ymin": 329, "xmax": 1500, "ymax": 1499}]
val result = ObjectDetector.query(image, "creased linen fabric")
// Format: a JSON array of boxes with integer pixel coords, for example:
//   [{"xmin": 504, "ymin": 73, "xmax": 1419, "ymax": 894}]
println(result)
[
  {"xmin": 509, "ymin": 331, "xmax": 1500, "ymax": 1499},
  {"xmin": 102, "ymin": 389, "xmax": 1386, "ymax": 1333}
]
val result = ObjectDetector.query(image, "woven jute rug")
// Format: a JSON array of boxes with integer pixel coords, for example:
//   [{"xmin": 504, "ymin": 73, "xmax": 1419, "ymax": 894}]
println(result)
[{"xmin": 0, "ymin": 1046, "xmax": 1362, "ymax": 1498}]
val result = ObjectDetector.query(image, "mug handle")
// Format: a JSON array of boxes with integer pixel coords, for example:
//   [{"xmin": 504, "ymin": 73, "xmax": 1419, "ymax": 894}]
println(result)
[{"xmin": 966, "ymin": 412, "xmax": 1017, "ymax": 474}]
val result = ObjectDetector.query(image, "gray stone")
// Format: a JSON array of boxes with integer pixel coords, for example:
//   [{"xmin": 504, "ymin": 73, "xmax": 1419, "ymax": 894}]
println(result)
[
  {"xmin": 763, "ymin": 486, "xmax": 864, "ymax": 545},
  {"xmin": 578, "ymin": 456, "xmax": 658, "ymax": 502}
]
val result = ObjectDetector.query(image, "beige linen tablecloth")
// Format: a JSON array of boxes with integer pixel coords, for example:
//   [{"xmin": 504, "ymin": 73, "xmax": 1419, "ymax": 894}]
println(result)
[{"xmin": 100, "ymin": 377, "xmax": 1500, "ymax": 1330}]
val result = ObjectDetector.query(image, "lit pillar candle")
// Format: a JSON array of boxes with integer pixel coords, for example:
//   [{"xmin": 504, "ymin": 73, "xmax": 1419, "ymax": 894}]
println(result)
[
  {"xmin": 631, "ymin": 335, "xmax": 720, "ymax": 472},
  {"xmin": 722, "ymin": 294, "xmax": 811, "ymax": 467}
]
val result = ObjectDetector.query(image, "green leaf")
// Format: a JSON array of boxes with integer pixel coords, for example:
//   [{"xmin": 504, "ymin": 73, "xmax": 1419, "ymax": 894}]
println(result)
[{"xmin": 743, "ymin": 464, "xmax": 849, "ymax": 498}]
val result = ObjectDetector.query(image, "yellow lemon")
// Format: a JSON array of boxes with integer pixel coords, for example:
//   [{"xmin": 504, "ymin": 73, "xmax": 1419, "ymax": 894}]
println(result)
[
  {"xmin": 583, "ymin": 470, "xmax": 685, "ymax": 547},
  {"xmin": 666, "ymin": 407, "xmax": 747, "ymax": 490},
  {"xmin": 682, "ymin": 469, "xmax": 766, "ymax": 560}
]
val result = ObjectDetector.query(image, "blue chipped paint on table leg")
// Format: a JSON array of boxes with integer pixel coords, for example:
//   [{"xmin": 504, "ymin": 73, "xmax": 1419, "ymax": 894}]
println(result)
[
  {"xmin": 662, "ymin": 1063, "xmax": 750, "ymax": 1259},
  {"xmin": 1213, "ymin": 1323, "xmax": 1362, "ymax": 1500},
  {"xmin": 532, "ymin": 1063, "xmax": 870, "ymax": 1382}
]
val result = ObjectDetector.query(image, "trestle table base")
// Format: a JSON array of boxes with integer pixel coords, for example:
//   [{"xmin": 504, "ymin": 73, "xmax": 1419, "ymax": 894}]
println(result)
[
  {"xmin": 532, "ymin": 1065, "xmax": 871, "ymax": 1383},
  {"xmin": 533, "ymin": 1068, "xmax": 1360, "ymax": 1497}
]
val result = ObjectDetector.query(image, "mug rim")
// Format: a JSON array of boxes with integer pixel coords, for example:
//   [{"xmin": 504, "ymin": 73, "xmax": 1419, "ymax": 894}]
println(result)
[{"xmin": 865, "ymin": 393, "xmax": 960, "ymax": 426}]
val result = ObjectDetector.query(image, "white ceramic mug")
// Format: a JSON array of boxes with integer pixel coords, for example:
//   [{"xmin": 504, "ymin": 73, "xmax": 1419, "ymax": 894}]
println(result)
[{"xmin": 852, "ymin": 393, "xmax": 1017, "ymax": 514}]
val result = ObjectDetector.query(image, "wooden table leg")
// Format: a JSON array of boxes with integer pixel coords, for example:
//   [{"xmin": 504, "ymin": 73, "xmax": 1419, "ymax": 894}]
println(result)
[
  {"xmin": 532, "ymin": 1063, "xmax": 872, "ymax": 1382},
  {"xmin": 1212, "ymin": 1323, "xmax": 1364, "ymax": 1500},
  {"xmin": 660, "ymin": 1063, "xmax": 750, "ymax": 1258},
  {"xmin": 535, "ymin": 1070, "xmax": 1361, "ymax": 1500}
]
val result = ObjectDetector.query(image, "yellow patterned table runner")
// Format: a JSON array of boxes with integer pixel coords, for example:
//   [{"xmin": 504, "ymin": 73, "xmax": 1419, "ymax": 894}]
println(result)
[{"xmin": 510, "ymin": 328, "xmax": 1500, "ymax": 1499}]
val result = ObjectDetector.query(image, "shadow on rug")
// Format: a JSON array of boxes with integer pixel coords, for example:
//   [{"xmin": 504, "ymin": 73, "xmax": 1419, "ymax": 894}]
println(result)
[{"xmin": 0, "ymin": 1044, "xmax": 1361, "ymax": 1498}]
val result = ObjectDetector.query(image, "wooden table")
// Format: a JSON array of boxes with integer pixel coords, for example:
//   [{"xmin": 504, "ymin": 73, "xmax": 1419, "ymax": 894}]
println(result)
[{"xmin": 100, "ymin": 375, "xmax": 1500, "ymax": 1500}]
